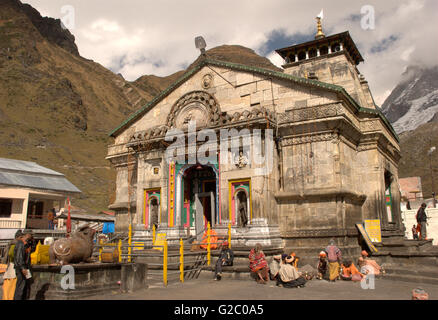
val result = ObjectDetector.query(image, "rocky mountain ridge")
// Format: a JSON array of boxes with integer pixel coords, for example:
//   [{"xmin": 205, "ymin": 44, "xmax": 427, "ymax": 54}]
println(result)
[{"xmin": 381, "ymin": 65, "xmax": 438, "ymax": 134}]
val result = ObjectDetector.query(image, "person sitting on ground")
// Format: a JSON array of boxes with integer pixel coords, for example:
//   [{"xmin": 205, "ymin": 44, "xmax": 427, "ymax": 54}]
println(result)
[
  {"xmin": 214, "ymin": 241, "xmax": 234, "ymax": 281},
  {"xmin": 325, "ymin": 239, "xmax": 342, "ymax": 282},
  {"xmin": 248, "ymin": 243, "xmax": 269, "ymax": 284},
  {"xmin": 358, "ymin": 250, "xmax": 383, "ymax": 275},
  {"xmin": 277, "ymin": 255, "xmax": 306, "ymax": 288},
  {"xmin": 269, "ymin": 255, "xmax": 282, "ymax": 281},
  {"xmin": 316, "ymin": 251, "xmax": 328, "ymax": 280},
  {"xmin": 412, "ymin": 224, "xmax": 419, "ymax": 240},
  {"xmin": 340, "ymin": 259, "xmax": 363, "ymax": 281}
]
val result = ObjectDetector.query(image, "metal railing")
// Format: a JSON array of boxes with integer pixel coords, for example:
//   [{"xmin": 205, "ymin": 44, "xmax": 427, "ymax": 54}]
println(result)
[
  {"xmin": 94, "ymin": 222, "xmax": 233, "ymax": 287},
  {"xmin": 0, "ymin": 219, "xmax": 22, "ymax": 229}
]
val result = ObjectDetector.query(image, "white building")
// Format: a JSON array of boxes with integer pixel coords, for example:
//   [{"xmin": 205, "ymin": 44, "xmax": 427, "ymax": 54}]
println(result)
[
  {"xmin": 0, "ymin": 158, "xmax": 81, "ymax": 239},
  {"xmin": 402, "ymin": 207, "xmax": 438, "ymax": 245}
]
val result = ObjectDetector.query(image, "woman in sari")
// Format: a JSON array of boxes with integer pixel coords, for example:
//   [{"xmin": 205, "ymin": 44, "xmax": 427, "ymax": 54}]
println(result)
[
  {"xmin": 325, "ymin": 239, "xmax": 342, "ymax": 282},
  {"xmin": 249, "ymin": 243, "xmax": 269, "ymax": 284}
]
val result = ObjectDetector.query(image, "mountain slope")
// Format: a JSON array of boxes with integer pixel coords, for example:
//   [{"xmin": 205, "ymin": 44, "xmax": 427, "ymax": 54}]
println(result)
[
  {"xmin": 0, "ymin": 0, "xmax": 281, "ymax": 214},
  {"xmin": 133, "ymin": 45, "xmax": 281, "ymax": 95},
  {"xmin": 0, "ymin": 0, "xmax": 155, "ymax": 213},
  {"xmin": 398, "ymin": 121, "xmax": 438, "ymax": 200},
  {"xmin": 381, "ymin": 65, "xmax": 438, "ymax": 199},
  {"xmin": 381, "ymin": 66, "xmax": 438, "ymax": 133}
]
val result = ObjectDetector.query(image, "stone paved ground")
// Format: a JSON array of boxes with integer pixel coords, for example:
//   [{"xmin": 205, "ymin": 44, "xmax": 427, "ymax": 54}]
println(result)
[{"xmin": 83, "ymin": 277, "xmax": 438, "ymax": 300}]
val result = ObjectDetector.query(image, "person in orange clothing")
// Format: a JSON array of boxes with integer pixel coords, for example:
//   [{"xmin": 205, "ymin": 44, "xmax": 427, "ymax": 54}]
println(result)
[
  {"xmin": 200, "ymin": 228, "xmax": 218, "ymax": 250},
  {"xmin": 289, "ymin": 252, "xmax": 300, "ymax": 268},
  {"xmin": 340, "ymin": 260, "xmax": 364, "ymax": 281}
]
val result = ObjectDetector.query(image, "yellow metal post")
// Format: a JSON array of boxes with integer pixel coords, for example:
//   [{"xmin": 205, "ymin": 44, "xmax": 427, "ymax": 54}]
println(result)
[
  {"xmin": 152, "ymin": 224, "xmax": 156, "ymax": 244},
  {"xmin": 128, "ymin": 223, "xmax": 132, "ymax": 263},
  {"xmin": 207, "ymin": 222, "xmax": 211, "ymax": 266},
  {"xmin": 99, "ymin": 239, "xmax": 103, "ymax": 262},
  {"xmin": 118, "ymin": 239, "xmax": 122, "ymax": 263},
  {"xmin": 163, "ymin": 239, "xmax": 168, "ymax": 287},
  {"xmin": 228, "ymin": 223, "xmax": 232, "ymax": 249},
  {"xmin": 179, "ymin": 238, "xmax": 184, "ymax": 283}
]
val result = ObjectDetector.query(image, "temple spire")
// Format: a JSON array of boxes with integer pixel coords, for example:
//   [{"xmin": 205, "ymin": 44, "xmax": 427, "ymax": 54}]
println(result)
[{"xmin": 315, "ymin": 9, "xmax": 325, "ymax": 40}]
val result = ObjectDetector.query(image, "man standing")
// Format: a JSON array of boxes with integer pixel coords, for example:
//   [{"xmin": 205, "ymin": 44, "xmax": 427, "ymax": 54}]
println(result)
[
  {"xmin": 416, "ymin": 203, "xmax": 428, "ymax": 240},
  {"xmin": 13, "ymin": 232, "xmax": 32, "ymax": 300}
]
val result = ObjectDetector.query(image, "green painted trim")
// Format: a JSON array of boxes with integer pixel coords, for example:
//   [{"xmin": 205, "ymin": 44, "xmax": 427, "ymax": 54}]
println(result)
[{"xmin": 109, "ymin": 57, "xmax": 398, "ymax": 142}]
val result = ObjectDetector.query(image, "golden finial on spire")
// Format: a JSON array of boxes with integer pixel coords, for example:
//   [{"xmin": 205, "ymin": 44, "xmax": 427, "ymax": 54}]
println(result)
[{"xmin": 315, "ymin": 9, "xmax": 325, "ymax": 40}]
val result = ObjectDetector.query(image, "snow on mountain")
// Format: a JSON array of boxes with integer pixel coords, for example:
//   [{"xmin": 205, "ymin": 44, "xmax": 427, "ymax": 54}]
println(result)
[
  {"xmin": 381, "ymin": 66, "xmax": 438, "ymax": 133},
  {"xmin": 392, "ymin": 89, "xmax": 438, "ymax": 133}
]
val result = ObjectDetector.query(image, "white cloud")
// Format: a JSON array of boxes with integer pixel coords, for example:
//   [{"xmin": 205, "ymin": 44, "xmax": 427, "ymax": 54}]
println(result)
[{"xmin": 22, "ymin": 0, "xmax": 438, "ymax": 104}]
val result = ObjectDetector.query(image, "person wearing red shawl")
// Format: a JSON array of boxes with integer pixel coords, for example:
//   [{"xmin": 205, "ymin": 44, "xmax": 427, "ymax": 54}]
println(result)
[{"xmin": 249, "ymin": 243, "xmax": 269, "ymax": 284}]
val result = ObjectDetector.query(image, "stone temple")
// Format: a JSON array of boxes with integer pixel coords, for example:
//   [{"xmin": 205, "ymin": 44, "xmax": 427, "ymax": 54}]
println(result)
[{"xmin": 106, "ymin": 21, "xmax": 403, "ymax": 260}]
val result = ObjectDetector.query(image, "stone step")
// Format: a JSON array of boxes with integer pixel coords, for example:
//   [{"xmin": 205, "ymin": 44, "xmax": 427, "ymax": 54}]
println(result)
[
  {"xmin": 382, "ymin": 265, "xmax": 438, "ymax": 279},
  {"xmin": 380, "ymin": 273, "xmax": 438, "ymax": 285}
]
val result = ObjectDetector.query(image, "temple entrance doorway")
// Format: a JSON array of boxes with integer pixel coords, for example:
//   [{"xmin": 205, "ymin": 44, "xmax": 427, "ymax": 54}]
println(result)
[{"xmin": 180, "ymin": 165, "xmax": 218, "ymax": 240}]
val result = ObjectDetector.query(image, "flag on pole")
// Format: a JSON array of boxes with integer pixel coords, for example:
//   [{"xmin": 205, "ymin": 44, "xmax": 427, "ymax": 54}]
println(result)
[
  {"xmin": 66, "ymin": 197, "xmax": 71, "ymax": 234},
  {"xmin": 317, "ymin": 9, "xmax": 324, "ymax": 19}
]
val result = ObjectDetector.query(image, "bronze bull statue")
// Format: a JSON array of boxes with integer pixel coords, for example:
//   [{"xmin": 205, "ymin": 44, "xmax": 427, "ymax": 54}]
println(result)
[{"xmin": 49, "ymin": 226, "xmax": 96, "ymax": 265}]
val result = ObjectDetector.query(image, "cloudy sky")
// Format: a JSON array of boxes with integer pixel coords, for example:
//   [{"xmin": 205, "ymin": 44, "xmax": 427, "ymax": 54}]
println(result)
[{"xmin": 23, "ymin": 0, "xmax": 438, "ymax": 105}]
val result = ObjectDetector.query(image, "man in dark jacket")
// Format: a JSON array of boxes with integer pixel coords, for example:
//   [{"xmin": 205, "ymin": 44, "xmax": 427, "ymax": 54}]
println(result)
[
  {"xmin": 416, "ymin": 203, "xmax": 428, "ymax": 240},
  {"xmin": 13, "ymin": 232, "xmax": 32, "ymax": 300},
  {"xmin": 214, "ymin": 241, "xmax": 234, "ymax": 281}
]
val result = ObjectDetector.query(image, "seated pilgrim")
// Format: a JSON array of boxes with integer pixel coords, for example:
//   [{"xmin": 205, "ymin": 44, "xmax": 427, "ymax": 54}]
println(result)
[
  {"xmin": 248, "ymin": 243, "xmax": 269, "ymax": 284},
  {"xmin": 277, "ymin": 255, "xmax": 306, "ymax": 288},
  {"xmin": 340, "ymin": 260, "xmax": 364, "ymax": 281},
  {"xmin": 214, "ymin": 241, "xmax": 234, "ymax": 281},
  {"xmin": 269, "ymin": 254, "xmax": 283, "ymax": 281},
  {"xmin": 358, "ymin": 250, "xmax": 383, "ymax": 275}
]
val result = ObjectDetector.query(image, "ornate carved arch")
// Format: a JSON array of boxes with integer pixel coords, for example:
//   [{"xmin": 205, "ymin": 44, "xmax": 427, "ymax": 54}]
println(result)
[{"xmin": 166, "ymin": 91, "xmax": 221, "ymax": 129}]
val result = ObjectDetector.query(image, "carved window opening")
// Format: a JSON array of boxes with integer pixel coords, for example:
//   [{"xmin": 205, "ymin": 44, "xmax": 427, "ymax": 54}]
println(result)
[
  {"xmin": 331, "ymin": 43, "xmax": 341, "ymax": 53},
  {"xmin": 297, "ymin": 51, "xmax": 306, "ymax": 61},
  {"xmin": 319, "ymin": 46, "xmax": 328, "ymax": 55}
]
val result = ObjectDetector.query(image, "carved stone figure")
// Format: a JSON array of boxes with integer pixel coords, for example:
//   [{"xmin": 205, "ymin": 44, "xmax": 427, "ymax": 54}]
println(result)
[
  {"xmin": 49, "ymin": 226, "xmax": 96, "ymax": 265},
  {"xmin": 235, "ymin": 151, "xmax": 248, "ymax": 168}
]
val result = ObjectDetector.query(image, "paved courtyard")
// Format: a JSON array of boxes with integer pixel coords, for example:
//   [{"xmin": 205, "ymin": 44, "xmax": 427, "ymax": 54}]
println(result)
[{"xmin": 83, "ymin": 277, "xmax": 438, "ymax": 300}]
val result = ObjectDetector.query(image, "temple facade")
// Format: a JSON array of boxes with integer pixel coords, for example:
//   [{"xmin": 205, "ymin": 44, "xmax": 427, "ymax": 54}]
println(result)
[{"xmin": 107, "ymin": 24, "xmax": 403, "ymax": 255}]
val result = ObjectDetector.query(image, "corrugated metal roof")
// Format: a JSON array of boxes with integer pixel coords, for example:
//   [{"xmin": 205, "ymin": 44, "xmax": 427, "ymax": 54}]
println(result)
[
  {"xmin": 0, "ymin": 158, "xmax": 81, "ymax": 194},
  {"xmin": 0, "ymin": 158, "xmax": 62, "ymax": 176},
  {"xmin": 0, "ymin": 171, "xmax": 81, "ymax": 193}
]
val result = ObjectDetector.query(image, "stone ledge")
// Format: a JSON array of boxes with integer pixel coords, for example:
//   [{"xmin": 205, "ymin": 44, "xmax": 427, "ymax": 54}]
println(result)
[{"xmin": 274, "ymin": 187, "xmax": 366, "ymax": 204}]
